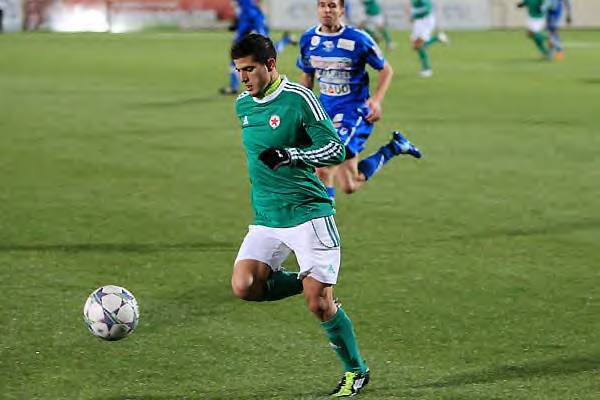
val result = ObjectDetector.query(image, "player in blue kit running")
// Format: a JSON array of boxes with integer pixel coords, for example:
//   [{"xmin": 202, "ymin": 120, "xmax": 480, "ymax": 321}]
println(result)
[
  {"xmin": 221, "ymin": 0, "xmax": 295, "ymax": 95},
  {"xmin": 297, "ymin": 0, "xmax": 421, "ymax": 199},
  {"xmin": 546, "ymin": 0, "xmax": 572, "ymax": 60}
]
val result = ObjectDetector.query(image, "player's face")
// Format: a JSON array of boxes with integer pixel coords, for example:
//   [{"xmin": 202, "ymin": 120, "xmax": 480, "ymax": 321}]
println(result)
[
  {"xmin": 234, "ymin": 56, "xmax": 273, "ymax": 97},
  {"xmin": 318, "ymin": 0, "xmax": 344, "ymax": 28}
]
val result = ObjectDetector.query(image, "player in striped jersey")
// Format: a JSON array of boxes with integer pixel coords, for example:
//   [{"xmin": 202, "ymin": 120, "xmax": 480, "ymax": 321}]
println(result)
[
  {"xmin": 230, "ymin": 33, "xmax": 370, "ymax": 397},
  {"xmin": 517, "ymin": 0, "xmax": 552, "ymax": 59},
  {"xmin": 410, "ymin": 0, "xmax": 448, "ymax": 77}
]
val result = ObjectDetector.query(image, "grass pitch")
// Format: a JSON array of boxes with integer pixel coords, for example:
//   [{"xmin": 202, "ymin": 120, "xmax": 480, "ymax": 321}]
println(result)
[{"xmin": 1, "ymin": 30, "xmax": 599, "ymax": 399}]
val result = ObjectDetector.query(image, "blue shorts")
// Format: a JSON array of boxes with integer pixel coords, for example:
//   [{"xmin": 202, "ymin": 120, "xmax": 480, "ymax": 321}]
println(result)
[
  {"xmin": 546, "ymin": 12, "xmax": 562, "ymax": 31},
  {"xmin": 234, "ymin": 17, "xmax": 268, "ymax": 42},
  {"xmin": 328, "ymin": 104, "xmax": 374, "ymax": 159}
]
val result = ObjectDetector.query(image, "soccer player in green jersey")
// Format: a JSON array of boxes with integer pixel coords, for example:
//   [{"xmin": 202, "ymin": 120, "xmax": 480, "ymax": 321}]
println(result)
[
  {"xmin": 517, "ymin": 0, "xmax": 552, "ymax": 59},
  {"xmin": 230, "ymin": 33, "xmax": 370, "ymax": 398},
  {"xmin": 410, "ymin": 0, "xmax": 448, "ymax": 77},
  {"xmin": 361, "ymin": 0, "xmax": 394, "ymax": 51}
]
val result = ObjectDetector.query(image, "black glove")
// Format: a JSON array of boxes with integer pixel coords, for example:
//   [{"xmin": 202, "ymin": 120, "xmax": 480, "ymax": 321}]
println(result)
[
  {"xmin": 259, "ymin": 147, "xmax": 291, "ymax": 170},
  {"xmin": 566, "ymin": 14, "xmax": 572, "ymax": 25},
  {"xmin": 516, "ymin": 1, "xmax": 525, "ymax": 8}
]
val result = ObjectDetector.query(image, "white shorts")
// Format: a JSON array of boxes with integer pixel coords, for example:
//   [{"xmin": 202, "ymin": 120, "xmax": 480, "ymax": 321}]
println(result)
[
  {"xmin": 234, "ymin": 216, "xmax": 341, "ymax": 285},
  {"xmin": 411, "ymin": 14, "xmax": 436, "ymax": 42},
  {"xmin": 365, "ymin": 14, "xmax": 385, "ymax": 29},
  {"xmin": 527, "ymin": 17, "xmax": 545, "ymax": 33}
]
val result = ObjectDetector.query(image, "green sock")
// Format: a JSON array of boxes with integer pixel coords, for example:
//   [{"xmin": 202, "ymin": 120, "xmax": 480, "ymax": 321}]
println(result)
[
  {"xmin": 532, "ymin": 32, "xmax": 549, "ymax": 56},
  {"xmin": 381, "ymin": 28, "xmax": 392, "ymax": 48},
  {"xmin": 321, "ymin": 307, "xmax": 368, "ymax": 373},
  {"xmin": 262, "ymin": 270, "xmax": 303, "ymax": 301},
  {"xmin": 417, "ymin": 47, "xmax": 431, "ymax": 71},
  {"xmin": 424, "ymin": 35, "xmax": 439, "ymax": 49}
]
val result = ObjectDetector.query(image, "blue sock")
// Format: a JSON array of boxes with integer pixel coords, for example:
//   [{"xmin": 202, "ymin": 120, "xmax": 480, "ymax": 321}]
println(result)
[
  {"xmin": 229, "ymin": 61, "xmax": 239, "ymax": 91},
  {"xmin": 357, "ymin": 143, "xmax": 395, "ymax": 180},
  {"xmin": 275, "ymin": 36, "xmax": 291, "ymax": 53},
  {"xmin": 551, "ymin": 32, "xmax": 563, "ymax": 52},
  {"xmin": 326, "ymin": 186, "xmax": 336, "ymax": 199}
]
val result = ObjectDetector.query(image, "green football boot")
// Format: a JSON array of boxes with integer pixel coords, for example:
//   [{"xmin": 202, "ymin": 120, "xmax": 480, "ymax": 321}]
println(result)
[{"xmin": 329, "ymin": 370, "xmax": 370, "ymax": 397}]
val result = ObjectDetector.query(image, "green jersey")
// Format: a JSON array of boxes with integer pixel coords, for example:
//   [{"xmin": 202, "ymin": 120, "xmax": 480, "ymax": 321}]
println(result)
[
  {"xmin": 235, "ymin": 77, "xmax": 345, "ymax": 228},
  {"xmin": 410, "ymin": 0, "xmax": 432, "ymax": 19},
  {"xmin": 522, "ymin": 0, "xmax": 550, "ymax": 18},
  {"xmin": 362, "ymin": 0, "xmax": 382, "ymax": 16}
]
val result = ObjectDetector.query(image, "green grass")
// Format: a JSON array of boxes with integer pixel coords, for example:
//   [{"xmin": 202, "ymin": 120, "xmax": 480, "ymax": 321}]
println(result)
[{"xmin": 1, "ymin": 30, "xmax": 599, "ymax": 399}]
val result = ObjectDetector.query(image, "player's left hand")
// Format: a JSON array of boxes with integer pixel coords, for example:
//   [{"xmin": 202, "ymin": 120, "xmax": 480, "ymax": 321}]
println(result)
[
  {"xmin": 365, "ymin": 98, "xmax": 382, "ymax": 123},
  {"xmin": 566, "ymin": 15, "xmax": 572, "ymax": 25},
  {"xmin": 259, "ymin": 147, "xmax": 291, "ymax": 170}
]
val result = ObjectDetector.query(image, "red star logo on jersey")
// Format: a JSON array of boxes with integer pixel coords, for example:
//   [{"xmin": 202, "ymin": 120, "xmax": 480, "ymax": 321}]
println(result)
[{"xmin": 269, "ymin": 115, "xmax": 281, "ymax": 129}]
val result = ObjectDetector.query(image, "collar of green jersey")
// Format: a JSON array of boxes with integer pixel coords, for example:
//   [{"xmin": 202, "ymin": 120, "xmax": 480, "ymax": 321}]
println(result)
[
  {"xmin": 252, "ymin": 76, "xmax": 286, "ymax": 103},
  {"xmin": 258, "ymin": 76, "xmax": 283, "ymax": 99}
]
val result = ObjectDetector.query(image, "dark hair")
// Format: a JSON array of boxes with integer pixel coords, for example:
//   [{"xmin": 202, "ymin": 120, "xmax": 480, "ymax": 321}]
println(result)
[
  {"xmin": 230, "ymin": 33, "xmax": 277, "ymax": 64},
  {"xmin": 318, "ymin": 0, "xmax": 345, "ymax": 6}
]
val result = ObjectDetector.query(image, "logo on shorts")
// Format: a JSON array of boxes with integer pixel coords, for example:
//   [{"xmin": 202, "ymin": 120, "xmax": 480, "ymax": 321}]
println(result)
[
  {"xmin": 269, "ymin": 115, "xmax": 281, "ymax": 129},
  {"xmin": 327, "ymin": 264, "xmax": 336, "ymax": 275}
]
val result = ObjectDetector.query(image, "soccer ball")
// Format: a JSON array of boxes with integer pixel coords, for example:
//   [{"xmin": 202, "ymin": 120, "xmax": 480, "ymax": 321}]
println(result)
[{"xmin": 83, "ymin": 285, "xmax": 139, "ymax": 341}]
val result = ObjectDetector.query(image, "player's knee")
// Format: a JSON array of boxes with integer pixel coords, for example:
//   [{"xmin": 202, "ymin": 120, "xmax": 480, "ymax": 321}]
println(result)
[
  {"xmin": 340, "ymin": 181, "xmax": 357, "ymax": 195},
  {"xmin": 231, "ymin": 275, "xmax": 253, "ymax": 300}
]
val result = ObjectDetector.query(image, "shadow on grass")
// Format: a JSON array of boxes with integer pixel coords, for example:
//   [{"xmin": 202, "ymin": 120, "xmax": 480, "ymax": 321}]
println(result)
[
  {"xmin": 138, "ymin": 96, "xmax": 216, "ymax": 108},
  {"xmin": 0, "ymin": 241, "xmax": 235, "ymax": 253},
  {"xmin": 448, "ymin": 218, "xmax": 600, "ymax": 241},
  {"xmin": 102, "ymin": 393, "xmax": 326, "ymax": 400},
  {"xmin": 414, "ymin": 354, "xmax": 600, "ymax": 388},
  {"xmin": 580, "ymin": 78, "xmax": 600, "ymax": 85}
]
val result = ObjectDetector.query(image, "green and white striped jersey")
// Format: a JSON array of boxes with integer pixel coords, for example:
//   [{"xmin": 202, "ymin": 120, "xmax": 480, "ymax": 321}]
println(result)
[{"xmin": 235, "ymin": 77, "xmax": 345, "ymax": 228}]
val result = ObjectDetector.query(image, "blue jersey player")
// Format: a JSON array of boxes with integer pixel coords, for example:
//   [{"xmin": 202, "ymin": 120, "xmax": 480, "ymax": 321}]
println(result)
[
  {"xmin": 297, "ymin": 0, "xmax": 421, "ymax": 198},
  {"xmin": 546, "ymin": 0, "xmax": 572, "ymax": 60},
  {"xmin": 221, "ymin": 0, "xmax": 295, "ymax": 95}
]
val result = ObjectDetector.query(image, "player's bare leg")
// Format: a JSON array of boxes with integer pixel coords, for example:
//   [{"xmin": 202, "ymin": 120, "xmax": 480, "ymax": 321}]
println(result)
[
  {"xmin": 304, "ymin": 276, "xmax": 370, "ymax": 397},
  {"xmin": 335, "ymin": 157, "xmax": 366, "ymax": 195},
  {"xmin": 231, "ymin": 259, "xmax": 271, "ymax": 301},
  {"xmin": 302, "ymin": 276, "xmax": 336, "ymax": 322},
  {"xmin": 232, "ymin": 259, "xmax": 304, "ymax": 302}
]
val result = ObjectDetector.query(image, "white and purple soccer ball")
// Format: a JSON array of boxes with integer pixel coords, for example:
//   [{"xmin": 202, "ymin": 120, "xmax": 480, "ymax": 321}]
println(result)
[{"xmin": 83, "ymin": 285, "xmax": 139, "ymax": 341}]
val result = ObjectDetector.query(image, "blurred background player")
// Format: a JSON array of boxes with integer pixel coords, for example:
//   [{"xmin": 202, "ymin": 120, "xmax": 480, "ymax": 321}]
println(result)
[
  {"xmin": 220, "ymin": 0, "xmax": 295, "ymax": 95},
  {"xmin": 360, "ymin": 0, "xmax": 394, "ymax": 51},
  {"xmin": 410, "ymin": 0, "xmax": 448, "ymax": 78},
  {"xmin": 297, "ymin": 0, "xmax": 421, "ymax": 200},
  {"xmin": 546, "ymin": 0, "xmax": 572, "ymax": 60},
  {"xmin": 517, "ymin": 0, "xmax": 552, "ymax": 60},
  {"xmin": 230, "ymin": 33, "xmax": 370, "ymax": 398}
]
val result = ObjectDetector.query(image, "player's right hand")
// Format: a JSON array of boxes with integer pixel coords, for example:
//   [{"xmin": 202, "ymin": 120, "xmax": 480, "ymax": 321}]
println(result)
[
  {"xmin": 365, "ymin": 98, "xmax": 382, "ymax": 123},
  {"xmin": 259, "ymin": 147, "xmax": 291, "ymax": 170}
]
